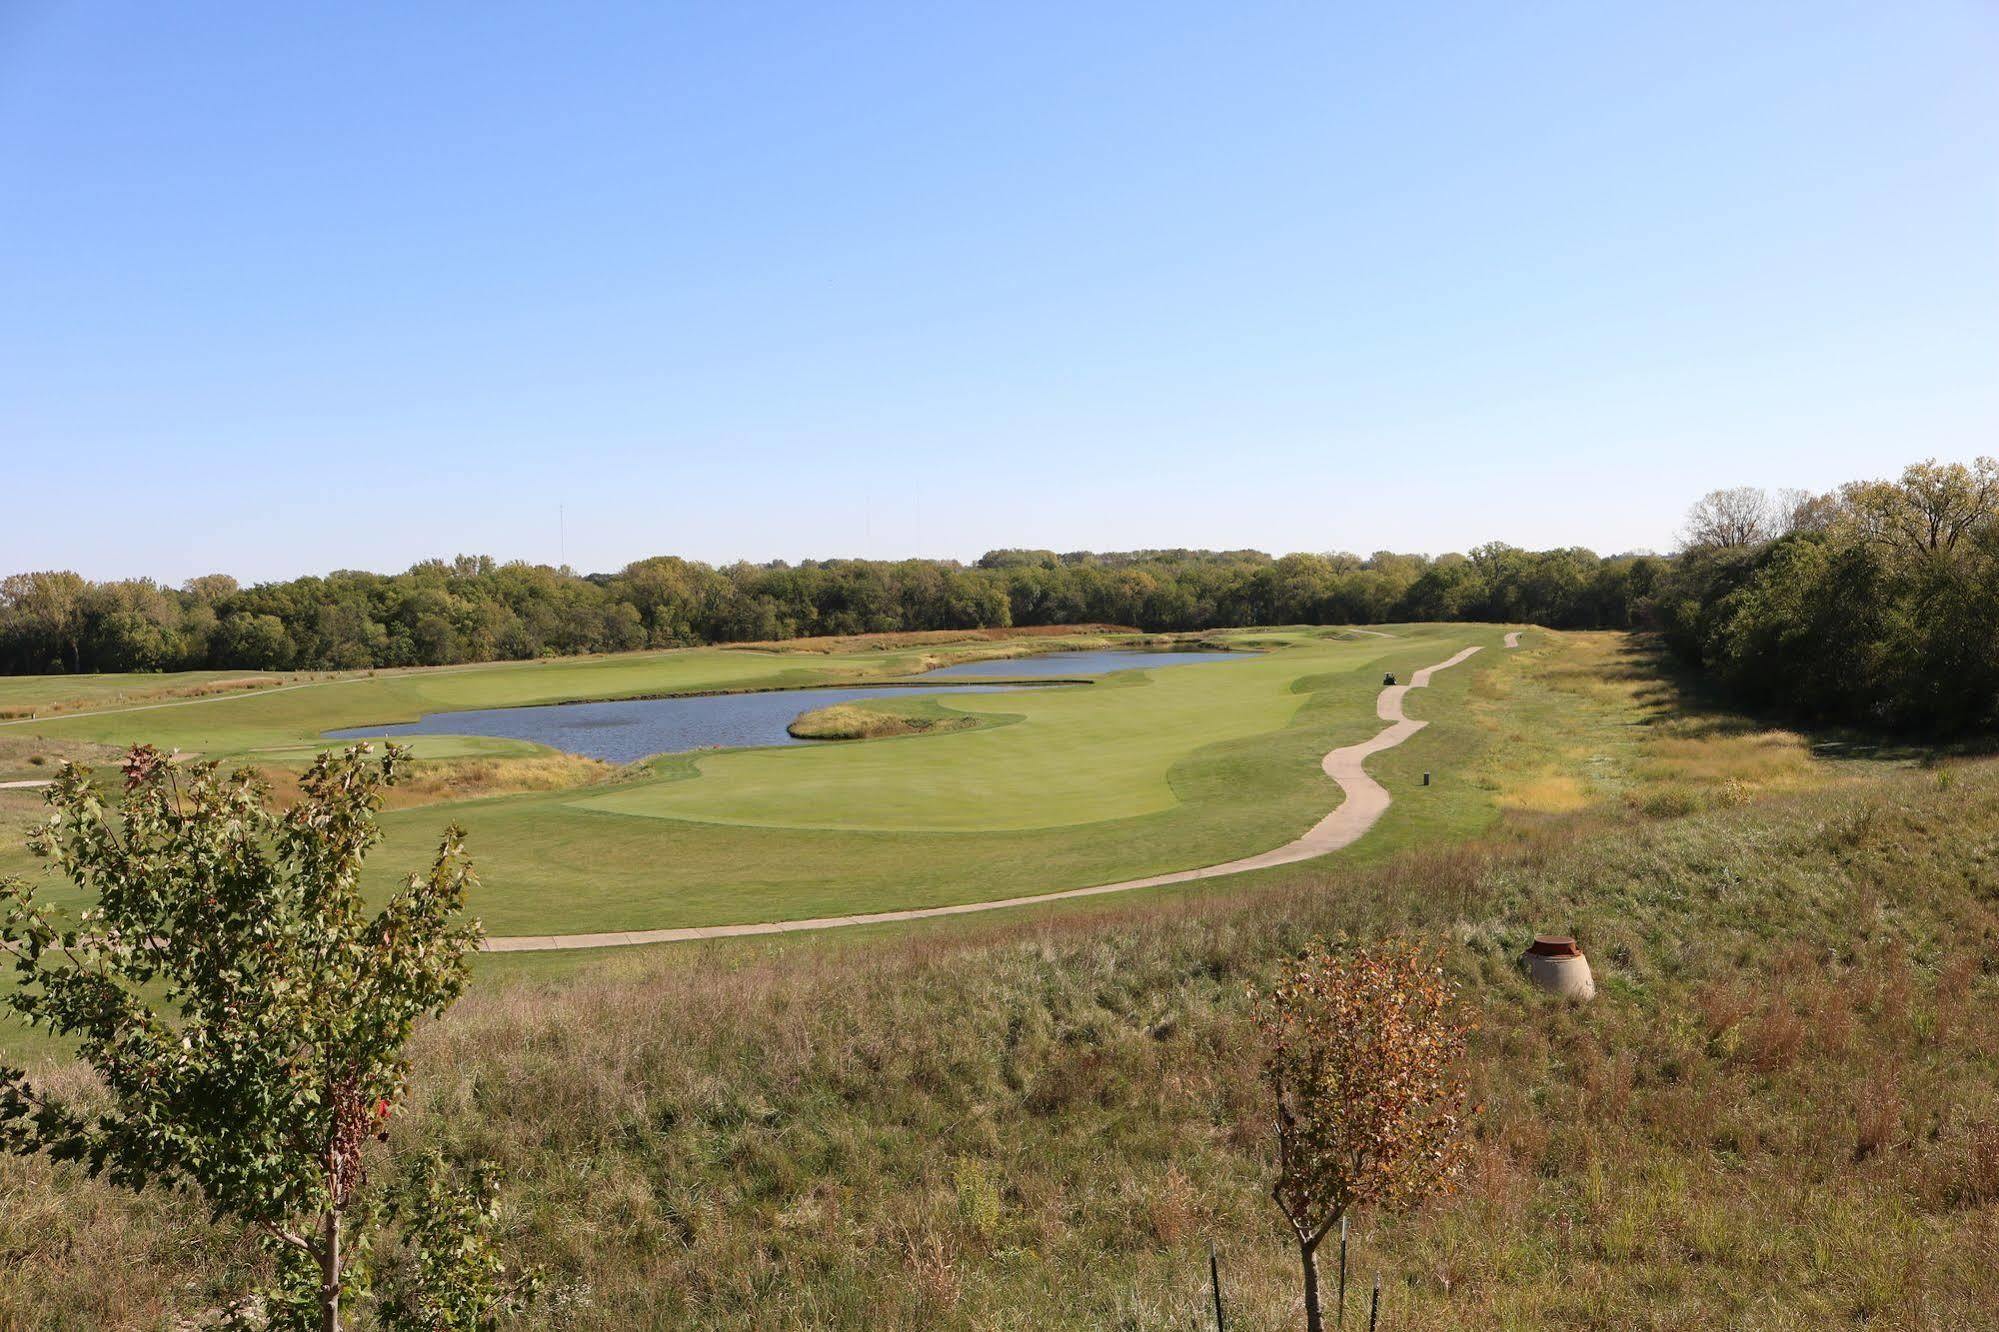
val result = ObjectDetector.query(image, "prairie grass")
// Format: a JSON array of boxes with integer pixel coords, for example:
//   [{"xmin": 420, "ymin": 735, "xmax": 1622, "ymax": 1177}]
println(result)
[
  {"xmin": 1494, "ymin": 773, "xmax": 1591, "ymax": 815},
  {"xmin": 1, "ymin": 630, "xmax": 1981, "ymax": 1328},
  {"xmin": 1474, "ymin": 631, "xmax": 1861, "ymax": 825},
  {"xmin": 251, "ymin": 754, "xmax": 623, "ymax": 810},
  {"xmin": 6, "ymin": 749, "xmax": 1998, "ymax": 1329}
]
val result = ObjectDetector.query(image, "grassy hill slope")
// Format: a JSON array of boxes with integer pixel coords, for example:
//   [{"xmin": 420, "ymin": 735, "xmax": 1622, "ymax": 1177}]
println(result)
[{"xmin": 4, "ymin": 634, "xmax": 1991, "ymax": 1329}]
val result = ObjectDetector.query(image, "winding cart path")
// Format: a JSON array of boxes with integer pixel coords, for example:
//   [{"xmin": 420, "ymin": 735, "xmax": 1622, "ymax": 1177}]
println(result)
[{"xmin": 486, "ymin": 640, "xmax": 1498, "ymax": 953}]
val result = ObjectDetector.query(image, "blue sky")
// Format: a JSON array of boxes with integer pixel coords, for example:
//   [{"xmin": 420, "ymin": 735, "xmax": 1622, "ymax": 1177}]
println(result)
[{"xmin": 3, "ymin": 2, "xmax": 1994, "ymax": 582}]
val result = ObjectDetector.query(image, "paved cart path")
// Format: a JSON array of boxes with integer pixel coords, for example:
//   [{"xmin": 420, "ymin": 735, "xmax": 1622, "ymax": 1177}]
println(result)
[{"xmin": 487, "ymin": 641, "xmax": 1491, "ymax": 953}]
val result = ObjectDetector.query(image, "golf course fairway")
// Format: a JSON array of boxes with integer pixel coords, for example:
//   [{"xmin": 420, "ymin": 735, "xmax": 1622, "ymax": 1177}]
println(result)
[{"xmin": 0, "ymin": 624, "xmax": 1521, "ymax": 937}]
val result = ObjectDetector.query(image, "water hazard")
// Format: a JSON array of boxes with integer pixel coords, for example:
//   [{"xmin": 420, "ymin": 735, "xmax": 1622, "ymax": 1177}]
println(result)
[{"xmin": 323, "ymin": 649, "xmax": 1250, "ymax": 762}]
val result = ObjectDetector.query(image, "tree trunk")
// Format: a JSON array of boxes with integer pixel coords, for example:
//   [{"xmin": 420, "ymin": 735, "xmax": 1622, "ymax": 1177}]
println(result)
[
  {"xmin": 1300, "ymin": 1236, "xmax": 1323, "ymax": 1332},
  {"xmin": 321, "ymin": 1205, "xmax": 341, "ymax": 1332}
]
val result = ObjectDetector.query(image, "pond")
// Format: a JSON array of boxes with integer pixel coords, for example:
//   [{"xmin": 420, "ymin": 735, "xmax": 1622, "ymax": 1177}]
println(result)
[{"xmin": 323, "ymin": 648, "xmax": 1250, "ymax": 762}]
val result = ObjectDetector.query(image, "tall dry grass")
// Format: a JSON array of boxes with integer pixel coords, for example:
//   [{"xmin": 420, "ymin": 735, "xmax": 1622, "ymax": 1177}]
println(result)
[
  {"xmin": 249, "ymin": 754, "xmax": 621, "ymax": 810},
  {"xmin": 722, "ymin": 625, "xmax": 1140, "ymax": 654},
  {"xmin": 6, "ymin": 754, "xmax": 1998, "ymax": 1328},
  {"xmin": 784, "ymin": 703, "xmax": 975, "ymax": 741},
  {"xmin": 1477, "ymin": 631, "xmax": 1854, "ymax": 824}
]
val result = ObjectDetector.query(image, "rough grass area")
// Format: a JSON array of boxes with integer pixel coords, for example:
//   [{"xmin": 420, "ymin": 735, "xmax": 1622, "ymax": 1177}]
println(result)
[
  {"xmin": 721, "ymin": 624, "xmax": 1141, "ymax": 654},
  {"xmin": 0, "ymin": 670, "xmax": 320, "ymax": 720},
  {"xmin": 786, "ymin": 700, "xmax": 983, "ymax": 741},
  {"xmin": 254, "ymin": 754, "xmax": 625, "ymax": 810},
  {"xmin": 0, "ymin": 734, "xmax": 125, "ymax": 783},
  {"xmin": 1470, "ymin": 631, "xmax": 1863, "ymax": 823},
  {"xmin": 6, "ymin": 755, "xmax": 1997, "ymax": 1329}
]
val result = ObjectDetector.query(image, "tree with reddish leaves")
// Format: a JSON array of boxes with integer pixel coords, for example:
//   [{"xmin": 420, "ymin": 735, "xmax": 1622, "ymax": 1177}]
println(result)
[
  {"xmin": 1252, "ymin": 938, "xmax": 1476, "ymax": 1332},
  {"xmin": 0, "ymin": 744, "xmax": 532, "ymax": 1331}
]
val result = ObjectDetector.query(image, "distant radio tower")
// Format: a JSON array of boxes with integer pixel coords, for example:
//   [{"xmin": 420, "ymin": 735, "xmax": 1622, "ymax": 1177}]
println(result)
[{"xmin": 559, "ymin": 504, "xmax": 566, "ymax": 569}]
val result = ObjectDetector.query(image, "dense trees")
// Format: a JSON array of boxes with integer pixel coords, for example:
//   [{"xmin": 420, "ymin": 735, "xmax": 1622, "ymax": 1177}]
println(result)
[
  {"xmin": 3, "ymin": 456, "xmax": 1990, "ymax": 734},
  {"xmin": 1652, "ymin": 458, "xmax": 1999, "ymax": 733},
  {"xmin": 0, "ymin": 546, "xmax": 1653, "ymax": 676}
]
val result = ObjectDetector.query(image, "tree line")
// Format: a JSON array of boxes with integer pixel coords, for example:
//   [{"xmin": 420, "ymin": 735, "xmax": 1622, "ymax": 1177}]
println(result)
[
  {"xmin": 3, "ymin": 456, "xmax": 1991, "ymax": 733},
  {"xmin": 0, "ymin": 546, "xmax": 1657, "ymax": 677}
]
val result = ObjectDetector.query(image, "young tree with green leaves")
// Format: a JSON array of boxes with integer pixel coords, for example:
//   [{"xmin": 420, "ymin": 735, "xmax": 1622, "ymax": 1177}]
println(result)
[{"xmin": 0, "ymin": 744, "xmax": 533, "ymax": 1331}]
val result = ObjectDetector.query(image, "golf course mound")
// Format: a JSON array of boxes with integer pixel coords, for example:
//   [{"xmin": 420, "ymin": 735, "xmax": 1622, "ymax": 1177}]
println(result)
[{"xmin": 786, "ymin": 702, "xmax": 981, "ymax": 741}]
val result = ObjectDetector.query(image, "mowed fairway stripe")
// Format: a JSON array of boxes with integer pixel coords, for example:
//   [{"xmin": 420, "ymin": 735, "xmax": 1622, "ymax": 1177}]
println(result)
[{"xmin": 485, "ymin": 643, "xmax": 1482, "ymax": 951}]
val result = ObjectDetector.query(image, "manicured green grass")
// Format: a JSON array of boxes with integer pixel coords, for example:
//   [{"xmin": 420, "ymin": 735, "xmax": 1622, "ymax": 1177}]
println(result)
[
  {"xmin": 4, "ymin": 625, "xmax": 1520, "ymax": 936},
  {"xmin": 581, "ymin": 648, "xmax": 1346, "ymax": 831},
  {"xmin": 6, "ymin": 627, "xmax": 1866, "ymax": 951},
  {"xmin": 352, "ymin": 625, "xmax": 1506, "ymax": 933}
]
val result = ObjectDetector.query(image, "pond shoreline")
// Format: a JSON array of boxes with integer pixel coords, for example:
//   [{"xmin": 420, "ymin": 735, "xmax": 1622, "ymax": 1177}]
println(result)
[
  {"xmin": 319, "ymin": 647, "xmax": 1262, "ymax": 739},
  {"xmin": 318, "ymin": 676, "xmax": 1078, "ymax": 738},
  {"xmin": 323, "ymin": 648, "xmax": 1262, "ymax": 762}
]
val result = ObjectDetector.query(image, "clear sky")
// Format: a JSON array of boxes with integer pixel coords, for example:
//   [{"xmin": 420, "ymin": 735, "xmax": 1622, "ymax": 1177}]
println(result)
[{"xmin": 3, "ymin": 2, "xmax": 1995, "ymax": 583}]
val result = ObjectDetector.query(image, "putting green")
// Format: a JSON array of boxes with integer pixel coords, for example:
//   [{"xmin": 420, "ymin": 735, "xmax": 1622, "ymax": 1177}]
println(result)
[{"xmin": 574, "ymin": 654, "xmax": 1314, "ymax": 831}]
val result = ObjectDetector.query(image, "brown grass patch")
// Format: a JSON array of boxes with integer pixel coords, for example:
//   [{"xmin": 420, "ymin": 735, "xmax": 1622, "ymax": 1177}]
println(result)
[
  {"xmin": 1477, "ymin": 631, "xmax": 1849, "ymax": 827},
  {"xmin": 1633, "ymin": 726, "xmax": 1819, "ymax": 791},
  {"xmin": 0, "ymin": 734, "xmax": 126, "ymax": 781},
  {"xmin": 0, "ymin": 675, "xmax": 309, "ymax": 719},
  {"xmin": 255, "ymin": 755, "xmax": 620, "ymax": 810},
  {"xmin": 723, "ymin": 624, "xmax": 1138, "ymax": 654},
  {"xmin": 1496, "ymin": 774, "xmax": 1591, "ymax": 815}
]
